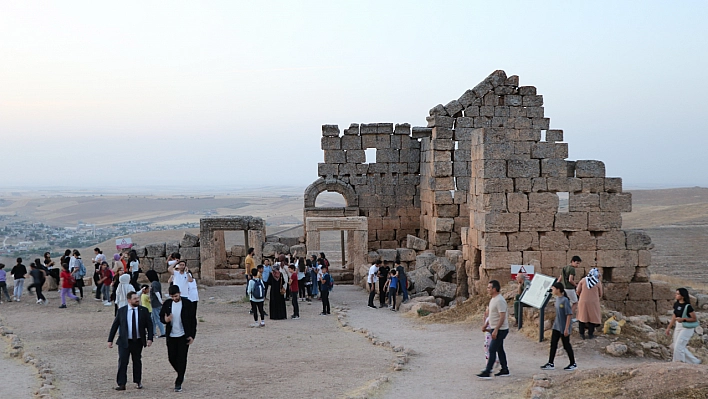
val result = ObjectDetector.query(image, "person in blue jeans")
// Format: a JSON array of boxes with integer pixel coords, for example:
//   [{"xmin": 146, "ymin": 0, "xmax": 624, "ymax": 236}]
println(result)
[
  {"xmin": 146, "ymin": 270, "xmax": 166, "ymax": 337},
  {"xmin": 395, "ymin": 262, "xmax": 409, "ymax": 303},
  {"xmin": 477, "ymin": 280, "xmax": 510, "ymax": 379}
]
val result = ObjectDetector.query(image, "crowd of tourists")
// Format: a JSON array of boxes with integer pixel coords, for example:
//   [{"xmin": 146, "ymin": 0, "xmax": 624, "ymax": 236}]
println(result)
[{"xmin": 475, "ymin": 255, "xmax": 701, "ymax": 380}]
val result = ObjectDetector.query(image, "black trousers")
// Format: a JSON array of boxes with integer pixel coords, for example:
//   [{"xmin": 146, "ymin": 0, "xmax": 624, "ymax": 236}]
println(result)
[
  {"xmin": 389, "ymin": 287, "xmax": 397, "ymax": 309},
  {"xmin": 549, "ymin": 329, "xmax": 575, "ymax": 364},
  {"xmin": 167, "ymin": 335, "xmax": 189, "ymax": 387},
  {"xmin": 28, "ymin": 282, "xmax": 46, "ymax": 301},
  {"xmin": 298, "ymin": 278, "xmax": 306, "ymax": 298},
  {"xmin": 368, "ymin": 283, "xmax": 376, "ymax": 307},
  {"xmin": 485, "ymin": 328, "xmax": 509, "ymax": 372},
  {"xmin": 49, "ymin": 269, "xmax": 60, "ymax": 286},
  {"xmin": 321, "ymin": 290, "xmax": 330, "ymax": 314},
  {"xmin": 379, "ymin": 280, "xmax": 387, "ymax": 306},
  {"xmin": 291, "ymin": 291, "xmax": 299, "ymax": 317},
  {"xmin": 117, "ymin": 339, "xmax": 143, "ymax": 386},
  {"xmin": 579, "ymin": 321, "xmax": 598, "ymax": 337},
  {"xmin": 251, "ymin": 301, "xmax": 265, "ymax": 321}
]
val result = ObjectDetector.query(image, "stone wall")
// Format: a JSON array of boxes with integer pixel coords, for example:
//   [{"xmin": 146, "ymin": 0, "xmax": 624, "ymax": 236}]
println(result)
[{"xmin": 132, "ymin": 232, "xmax": 201, "ymax": 283}]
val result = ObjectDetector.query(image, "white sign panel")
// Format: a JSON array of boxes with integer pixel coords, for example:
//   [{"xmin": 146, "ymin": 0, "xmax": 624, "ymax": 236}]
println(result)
[
  {"xmin": 519, "ymin": 273, "xmax": 556, "ymax": 309},
  {"xmin": 116, "ymin": 238, "xmax": 133, "ymax": 250},
  {"xmin": 510, "ymin": 265, "xmax": 535, "ymax": 281}
]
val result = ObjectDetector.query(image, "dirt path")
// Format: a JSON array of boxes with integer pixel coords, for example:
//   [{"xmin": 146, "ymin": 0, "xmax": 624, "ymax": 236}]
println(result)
[
  {"xmin": 0, "ymin": 332, "xmax": 37, "ymax": 398},
  {"xmin": 334, "ymin": 287, "xmax": 653, "ymax": 399},
  {"xmin": 1, "ymin": 284, "xmax": 661, "ymax": 399}
]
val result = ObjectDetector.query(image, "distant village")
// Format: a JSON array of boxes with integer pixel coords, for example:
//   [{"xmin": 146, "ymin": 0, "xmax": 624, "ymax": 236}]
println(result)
[{"xmin": 0, "ymin": 215, "xmax": 201, "ymax": 257}]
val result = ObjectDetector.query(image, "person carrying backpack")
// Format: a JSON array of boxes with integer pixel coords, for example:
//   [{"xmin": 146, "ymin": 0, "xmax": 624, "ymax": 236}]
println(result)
[
  {"xmin": 71, "ymin": 250, "xmax": 86, "ymax": 299},
  {"xmin": 246, "ymin": 268, "xmax": 266, "ymax": 327},
  {"xmin": 319, "ymin": 265, "xmax": 333, "ymax": 315}
]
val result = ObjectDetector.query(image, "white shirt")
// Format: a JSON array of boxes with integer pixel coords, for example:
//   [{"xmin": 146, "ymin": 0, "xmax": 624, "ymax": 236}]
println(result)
[
  {"xmin": 488, "ymin": 294, "xmax": 509, "ymax": 330},
  {"xmin": 130, "ymin": 260, "xmax": 140, "ymax": 273},
  {"xmin": 69, "ymin": 256, "xmax": 77, "ymax": 271},
  {"xmin": 187, "ymin": 277, "xmax": 199, "ymax": 302},
  {"xmin": 368, "ymin": 265, "xmax": 379, "ymax": 284},
  {"xmin": 170, "ymin": 300, "xmax": 185, "ymax": 337},
  {"xmin": 173, "ymin": 270, "xmax": 189, "ymax": 297},
  {"xmin": 94, "ymin": 253, "xmax": 106, "ymax": 264},
  {"xmin": 126, "ymin": 306, "xmax": 140, "ymax": 339}
]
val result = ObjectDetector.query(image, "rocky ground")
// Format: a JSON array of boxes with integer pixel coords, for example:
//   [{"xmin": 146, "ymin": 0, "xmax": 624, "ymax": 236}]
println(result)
[{"xmin": 6, "ymin": 283, "xmax": 703, "ymax": 399}]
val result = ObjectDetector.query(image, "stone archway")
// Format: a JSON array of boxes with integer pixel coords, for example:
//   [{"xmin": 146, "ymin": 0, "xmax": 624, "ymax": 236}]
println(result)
[{"xmin": 304, "ymin": 178, "xmax": 358, "ymax": 208}]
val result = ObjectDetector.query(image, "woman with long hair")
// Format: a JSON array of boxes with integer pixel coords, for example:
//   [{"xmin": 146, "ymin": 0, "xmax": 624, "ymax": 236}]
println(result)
[
  {"xmin": 665, "ymin": 288, "xmax": 702, "ymax": 364},
  {"xmin": 128, "ymin": 250, "xmax": 140, "ymax": 290}
]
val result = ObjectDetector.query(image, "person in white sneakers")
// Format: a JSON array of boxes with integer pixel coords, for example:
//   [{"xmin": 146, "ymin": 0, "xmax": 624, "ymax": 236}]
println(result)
[
  {"xmin": 246, "ymin": 268, "xmax": 266, "ymax": 327},
  {"xmin": 540, "ymin": 282, "xmax": 577, "ymax": 371}
]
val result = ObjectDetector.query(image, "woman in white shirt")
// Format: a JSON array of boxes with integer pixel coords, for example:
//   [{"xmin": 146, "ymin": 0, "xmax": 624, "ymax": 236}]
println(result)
[
  {"xmin": 128, "ymin": 250, "xmax": 140, "ymax": 290},
  {"xmin": 187, "ymin": 272, "xmax": 199, "ymax": 313}
]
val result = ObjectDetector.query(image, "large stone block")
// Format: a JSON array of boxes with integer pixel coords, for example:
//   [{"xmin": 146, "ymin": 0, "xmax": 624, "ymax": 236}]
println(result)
[
  {"xmin": 604, "ymin": 178, "xmax": 623, "ymax": 193},
  {"xmin": 262, "ymin": 242, "xmax": 289, "ymax": 257},
  {"xmin": 541, "ymin": 159, "xmax": 567, "ymax": 178},
  {"xmin": 581, "ymin": 178, "xmax": 604, "ymax": 193},
  {"xmin": 475, "ymin": 212, "xmax": 519, "ymax": 232},
  {"xmin": 638, "ymin": 250, "xmax": 651, "ymax": 267},
  {"xmin": 432, "ymin": 218, "xmax": 455, "ymax": 232},
  {"xmin": 574, "ymin": 160, "xmax": 606, "ymax": 178},
  {"xmin": 600, "ymin": 193, "xmax": 632, "ymax": 212},
  {"xmin": 568, "ymin": 231, "xmax": 596, "ymax": 250},
  {"xmin": 318, "ymin": 163, "xmax": 338, "ymax": 176},
  {"xmin": 597, "ymin": 250, "xmax": 638, "ymax": 268},
  {"xmin": 539, "ymin": 231, "xmax": 569, "ymax": 251},
  {"xmin": 397, "ymin": 248, "xmax": 416, "ymax": 262},
  {"xmin": 587, "ymin": 212, "xmax": 622, "ymax": 231},
  {"xmin": 651, "ymin": 281, "xmax": 674, "ymax": 300},
  {"xmin": 569, "ymin": 193, "xmax": 600, "ymax": 212},
  {"xmin": 603, "ymin": 283, "xmax": 628, "ymax": 301},
  {"xmin": 407, "ymin": 235, "xmax": 427, "ymax": 251},
  {"xmin": 346, "ymin": 150, "xmax": 366, "ymax": 163},
  {"xmin": 482, "ymin": 251, "xmax": 522, "ymax": 270},
  {"xmin": 179, "ymin": 247, "xmax": 200, "ymax": 260},
  {"xmin": 623, "ymin": 300, "xmax": 655, "ymax": 316},
  {"xmin": 341, "ymin": 135, "xmax": 362, "ymax": 150},
  {"xmin": 528, "ymin": 192, "xmax": 559, "ymax": 213},
  {"xmin": 476, "ymin": 178, "xmax": 514, "ymax": 194},
  {"xmin": 415, "ymin": 253, "xmax": 438, "ymax": 270},
  {"xmin": 566, "ymin": 251, "xmax": 596, "ymax": 268},
  {"xmin": 507, "ymin": 159, "xmax": 540, "ymax": 178},
  {"xmin": 625, "ymin": 230, "xmax": 654, "ymax": 250},
  {"xmin": 180, "ymin": 232, "xmax": 200, "ymax": 248},
  {"xmin": 541, "ymin": 251, "xmax": 567, "ymax": 271},
  {"xmin": 145, "ymin": 243, "xmax": 166, "ymax": 257},
  {"xmin": 595, "ymin": 231, "xmax": 626, "ymax": 250},
  {"xmin": 507, "ymin": 192, "xmax": 528, "ymax": 213},
  {"xmin": 322, "ymin": 124, "xmax": 340, "ymax": 137},
  {"xmin": 628, "ymin": 282, "xmax": 653, "ymax": 301},
  {"xmin": 408, "ymin": 268, "xmax": 435, "ymax": 293},
  {"xmin": 507, "ymin": 232, "xmax": 539, "ymax": 251},
  {"xmin": 431, "ymin": 257, "xmax": 456, "ymax": 281},
  {"xmin": 324, "ymin": 150, "xmax": 346, "ymax": 163},
  {"xmin": 321, "ymin": 136, "xmax": 341, "ymax": 150},
  {"xmin": 530, "ymin": 142, "xmax": 556, "ymax": 159},
  {"xmin": 520, "ymin": 213, "xmax": 554, "ymax": 231},
  {"xmin": 377, "ymin": 248, "xmax": 398, "ymax": 262},
  {"xmin": 555, "ymin": 212, "xmax": 588, "ymax": 231},
  {"xmin": 431, "ymin": 281, "xmax": 457, "ymax": 301}
]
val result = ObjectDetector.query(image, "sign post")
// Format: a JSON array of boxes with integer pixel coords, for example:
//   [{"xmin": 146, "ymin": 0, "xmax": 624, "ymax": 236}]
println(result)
[
  {"xmin": 519, "ymin": 273, "xmax": 557, "ymax": 342},
  {"xmin": 116, "ymin": 238, "xmax": 133, "ymax": 251}
]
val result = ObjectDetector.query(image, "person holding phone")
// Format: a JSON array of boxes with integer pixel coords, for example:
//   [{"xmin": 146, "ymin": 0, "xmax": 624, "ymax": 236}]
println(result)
[{"xmin": 160, "ymin": 285, "xmax": 197, "ymax": 392}]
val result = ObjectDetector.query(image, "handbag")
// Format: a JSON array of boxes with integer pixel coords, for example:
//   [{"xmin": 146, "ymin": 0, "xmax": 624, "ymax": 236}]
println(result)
[{"xmin": 682, "ymin": 304, "xmax": 700, "ymax": 328}]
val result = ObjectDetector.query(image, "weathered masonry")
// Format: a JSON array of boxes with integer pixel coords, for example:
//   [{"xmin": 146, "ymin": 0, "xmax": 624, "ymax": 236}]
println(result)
[{"xmin": 306, "ymin": 70, "xmax": 669, "ymax": 315}]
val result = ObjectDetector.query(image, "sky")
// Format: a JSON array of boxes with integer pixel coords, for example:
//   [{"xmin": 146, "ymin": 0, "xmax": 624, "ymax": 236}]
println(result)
[{"xmin": 1, "ymin": 1, "xmax": 707, "ymax": 190}]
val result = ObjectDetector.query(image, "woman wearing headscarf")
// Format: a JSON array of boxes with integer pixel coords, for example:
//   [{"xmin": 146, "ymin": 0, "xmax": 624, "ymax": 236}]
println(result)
[
  {"xmin": 267, "ymin": 264, "xmax": 287, "ymax": 320},
  {"xmin": 665, "ymin": 288, "xmax": 701, "ymax": 364},
  {"xmin": 114, "ymin": 273, "xmax": 133, "ymax": 316},
  {"xmin": 112, "ymin": 254, "xmax": 123, "ymax": 274},
  {"xmin": 575, "ymin": 268, "xmax": 603, "ymax": 339}
]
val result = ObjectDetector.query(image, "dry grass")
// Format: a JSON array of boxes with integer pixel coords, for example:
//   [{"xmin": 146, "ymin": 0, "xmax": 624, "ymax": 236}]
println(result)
[
  {"xmin": 422, "ymin": 293, "xmax": 491, "ymax": 324},
  {"xmin": 651, "ymin": 274, "xmax": 708, "ymax": 294}
]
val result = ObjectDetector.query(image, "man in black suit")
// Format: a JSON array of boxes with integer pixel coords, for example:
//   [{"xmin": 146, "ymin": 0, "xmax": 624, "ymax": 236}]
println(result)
[
  {"xmin": 108, "ymin": 291, "xmax": 153, "ymax": 391},
  {"xmin": 160, "ymin": 284, "xmax": 197, "ymax": 393}
]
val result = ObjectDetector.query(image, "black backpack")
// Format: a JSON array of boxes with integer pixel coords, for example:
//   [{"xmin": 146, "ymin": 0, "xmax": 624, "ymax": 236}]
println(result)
[{"xmin": 252, "ymin": 279, "xmax": 265, "ymax": 300}]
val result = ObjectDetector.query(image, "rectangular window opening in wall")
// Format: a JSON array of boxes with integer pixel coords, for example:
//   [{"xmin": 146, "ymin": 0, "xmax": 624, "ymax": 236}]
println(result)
[
  {"xmin": 557, "ymin": 192, "xmax": 569, "ymax": 213},
  {"xmin": 602, "ymin": 267, "xmax": 612, "ymax": 282},
  {"xmin": 454, "ymin": 141, "xmax": 459, "ymax": 150},
  {"xmin": 222, "ymin": 230, "xmax": 247, "ymax": 269},
  {"xmin": 364, "ymin": 148, "xmax": 376, "ymax": 164},
  {"xmin": 541, "ymin": 130, "xmax": 547, "ymax": 142}
]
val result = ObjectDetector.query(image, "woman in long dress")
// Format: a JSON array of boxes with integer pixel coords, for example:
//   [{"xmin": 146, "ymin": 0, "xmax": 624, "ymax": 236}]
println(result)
[
  {"xmin": 575, "ymin": 268, "xmax": 603, "ymax": 339},
  {"xmin": 267, "ymin": 265, "xmax": 287, "ymax": 320}
]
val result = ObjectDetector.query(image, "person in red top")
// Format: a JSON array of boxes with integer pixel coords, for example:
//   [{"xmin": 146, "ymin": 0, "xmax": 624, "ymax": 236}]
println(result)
[
  {"xmin": 288, "ymin": 264, "xmax": 299, "ymax": 319},
  {"xmin": 59, "ymin": 263, "xmax": 81, "ymax": 308},
  {"xmin": 100, "ymin": 262, "xmax": 114, "ymax": 306}
]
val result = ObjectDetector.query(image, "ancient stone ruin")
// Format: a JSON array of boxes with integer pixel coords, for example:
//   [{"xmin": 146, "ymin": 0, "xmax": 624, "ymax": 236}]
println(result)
[{"xmin": 304, "ymin": 69, "xmax": 669, "ymax": 315}]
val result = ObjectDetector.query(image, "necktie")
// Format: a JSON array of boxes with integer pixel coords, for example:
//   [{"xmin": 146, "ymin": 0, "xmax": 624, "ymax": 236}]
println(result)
[{"xmin": 131, "ymin": 308, "xmax": 138, "ymax": 340}]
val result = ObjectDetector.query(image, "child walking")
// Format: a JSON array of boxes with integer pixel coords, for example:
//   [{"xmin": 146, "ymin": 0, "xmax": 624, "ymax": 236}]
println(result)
[
  {"xmin": 246, "ymin": 268, "xmax": 266, "ymax": 327},
  {"xmin": 388, "ymin": 269, "xmax": 399, "ymax": 311},
  {"xmin": 481, "ymin": 306, "xmax": 499, "ymax": 369},
  {"xmin": 319, "ymin": 265, "xmax": 332, "ymax": 315},
  {"xmin": 540, "ymin": 282, "xmax": 577, "ymax": 371},
  {"xmin": 59, "ymin": 264, "xmax": 81, "ymax": 308}
]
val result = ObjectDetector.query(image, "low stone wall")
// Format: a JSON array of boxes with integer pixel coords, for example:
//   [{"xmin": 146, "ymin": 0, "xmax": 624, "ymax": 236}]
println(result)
[{"xmin": 132, "ymin": 232, "xmax": 200, "ymax": 283}]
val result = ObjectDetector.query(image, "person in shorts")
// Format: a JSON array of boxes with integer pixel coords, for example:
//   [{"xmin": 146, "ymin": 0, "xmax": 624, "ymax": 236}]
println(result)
[{"xmin": 560, "ymin": 256, "xmax": 581, "ymax": 317}]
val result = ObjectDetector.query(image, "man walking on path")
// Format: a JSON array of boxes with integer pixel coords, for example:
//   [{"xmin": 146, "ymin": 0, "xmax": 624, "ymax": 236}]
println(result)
[
  {"xmin": 108, "ymin": 291, "xmax": 153, "ymax": 391},
  {"xmin": 367, "ymin": 260, "xmax": 381, "ymax": 309},
  {"xmin": 477, "ymin": 280, "xmax": 510, "ymax": 379},
  {"xmin": 160, "ymin": 285, "xmax": 197, "ymax": 393}
]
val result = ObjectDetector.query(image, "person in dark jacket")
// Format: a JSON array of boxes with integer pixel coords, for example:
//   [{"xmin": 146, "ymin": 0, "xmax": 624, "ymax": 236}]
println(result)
[
  {"xmin": 160, "ymin": 285, "xmax": 197, "ymax": 392},
  {"xmin": 108, "ymin": 291, "xmax": 153, "ymax": 390}
]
